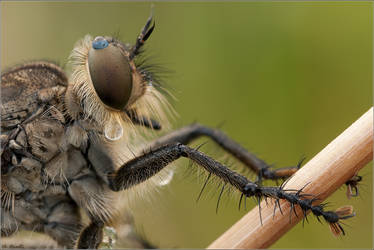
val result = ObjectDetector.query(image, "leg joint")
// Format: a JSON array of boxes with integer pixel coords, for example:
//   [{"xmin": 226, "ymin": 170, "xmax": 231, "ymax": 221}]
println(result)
[{"xmin": 176, "ymin": 143, "xmax": 189, "ymax": 157}]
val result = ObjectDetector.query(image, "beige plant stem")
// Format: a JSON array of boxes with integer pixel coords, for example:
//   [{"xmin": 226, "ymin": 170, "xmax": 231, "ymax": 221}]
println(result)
[{"xmin": 208, "ymin": 107, "xmax": 373, "ymax": 249}]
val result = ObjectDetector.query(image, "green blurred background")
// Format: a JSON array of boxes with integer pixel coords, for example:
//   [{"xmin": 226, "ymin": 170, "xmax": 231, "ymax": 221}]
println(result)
[{"xmin": 1, "ymin": 1, "xmax": 372, "ymax": 249}]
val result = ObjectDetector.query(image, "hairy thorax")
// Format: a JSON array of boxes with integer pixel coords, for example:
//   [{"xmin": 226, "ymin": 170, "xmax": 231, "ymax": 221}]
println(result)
[
  {"xmin": 1, "ymin": 63, "xmax": 118, "ymax": 248},
  {"xmin": 1, "ymin": 22, "xmax": 174, "ymax": 247}
]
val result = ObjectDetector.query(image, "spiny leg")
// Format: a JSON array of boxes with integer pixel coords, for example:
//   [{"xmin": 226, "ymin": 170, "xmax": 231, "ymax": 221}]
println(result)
[
  {"xmin": 148, "ymin": 123, "xmax": 301, "ymax": 182},
  {"xmin": 108, "ymin": 142, "xmax": 354, "ymax": 236},
  {"xmin": 109, "ymin": 143, "xmax": 249, "ymax": 192}
]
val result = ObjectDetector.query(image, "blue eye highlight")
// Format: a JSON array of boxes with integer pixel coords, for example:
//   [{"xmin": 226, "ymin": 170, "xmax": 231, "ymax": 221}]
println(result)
[{"xmin": 92, "ymin": 36, "xmax": 109, "ymax": 50}]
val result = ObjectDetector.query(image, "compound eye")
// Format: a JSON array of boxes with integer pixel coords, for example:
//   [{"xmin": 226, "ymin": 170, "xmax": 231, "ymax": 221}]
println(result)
[
  {"xmin": 92, "ymin": 36, "xmax": 109, "ymax": 49},
  {"xmin": 88, "ymin": 37, "xmax": 133, "ymax": 110}
]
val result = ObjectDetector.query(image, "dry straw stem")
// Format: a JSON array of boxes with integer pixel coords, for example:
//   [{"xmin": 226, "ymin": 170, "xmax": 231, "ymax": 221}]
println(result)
[{"xmin": 208, "ymin": 107, "xmax": 373, "ymax": 249}]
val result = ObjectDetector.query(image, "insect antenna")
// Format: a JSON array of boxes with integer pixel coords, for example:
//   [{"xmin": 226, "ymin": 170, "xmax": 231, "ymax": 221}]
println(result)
[{"xmin": 129, "ymin": 12, "xmax": 155, "ymax": 60}]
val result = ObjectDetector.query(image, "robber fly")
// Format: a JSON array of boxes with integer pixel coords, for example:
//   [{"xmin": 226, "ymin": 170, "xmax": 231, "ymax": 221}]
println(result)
[{"xmin": 1, "ymin": 14, "xmax": 355, "ymax": 249}]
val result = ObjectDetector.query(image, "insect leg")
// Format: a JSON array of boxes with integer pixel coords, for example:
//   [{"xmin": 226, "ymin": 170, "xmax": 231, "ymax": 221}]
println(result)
[
  {"xmin": 68, "ymin": 175, "xmax": 115, "ymax": 249},
  {"xmin": 147, "ymin": 123, "xmax": 300, "ymax": 181},
  {"xmin": 77, "ymin": 221, "xmax": 104, "ymax": 249},
  {"xmin": 44, "ymin": 201, "xmax": 82, "ymax": 249},
  {"xmin": 108, "ymin": 143, "xmax": 354, "ymax": 236},
  {"xmin": 109, "ymin": 143, "xmax": 249, "ymax": 192},
  {"xmin": 345, "ymin": 175, "xmax": 362, "ymax": 199}
]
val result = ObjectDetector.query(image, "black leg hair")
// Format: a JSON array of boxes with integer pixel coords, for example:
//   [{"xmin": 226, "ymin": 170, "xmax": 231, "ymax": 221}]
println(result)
[
  {"xmin": 216, "ymin": 183, "xmax": 226, "ymax": 213},
  {"xmin": 148, "ymin": 123, "xmax": 301, "ymax": 181},
  {"xmin": 108, "ymin": 142, "xmax": 354, "ymax": 236},
  {"xmin": 196, "ymin": 172, "xmax": 211, "ymax": 202}
]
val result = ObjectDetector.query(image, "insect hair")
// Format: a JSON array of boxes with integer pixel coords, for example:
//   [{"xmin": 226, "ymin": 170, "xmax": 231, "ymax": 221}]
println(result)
[
  {"xmin": 66, "ymin": 35, "xmax": 175, "ymax": 142},
  {"xmin": 66, "ymin": 32, "xmax": 179, "ymax": 215},
  {"xmin": 180, "ymin": 143, "xmax": 252, "ymax": 213}
]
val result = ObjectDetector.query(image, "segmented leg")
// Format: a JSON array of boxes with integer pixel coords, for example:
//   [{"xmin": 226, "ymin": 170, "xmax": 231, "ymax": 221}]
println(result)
[
  {"xmin": 77, "ymin": 221, "xmax": 104, "ymax": 249},
  {"xmin": 75, "ymin": 129, "xmax": 353, "ymax": 248},
  {"xmin": 148, "ymin": 123, "xmax": 300, "ymax": 181},
  {"xmin": 68, "ymin": 175, "xmax": 115, "ymax": 249},
  {"xmin": 106, "ymin": 143, "xmax": 354, "ymax": 236}
]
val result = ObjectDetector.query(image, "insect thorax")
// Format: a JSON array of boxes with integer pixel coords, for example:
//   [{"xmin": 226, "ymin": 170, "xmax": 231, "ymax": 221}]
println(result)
[{"xmin": 1, "ymin": 27, "xmax": 175, "ymax": 247}]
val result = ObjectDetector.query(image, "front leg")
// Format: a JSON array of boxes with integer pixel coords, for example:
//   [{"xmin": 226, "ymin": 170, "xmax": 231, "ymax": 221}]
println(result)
[
  {"xmin": 107, "ymin": 143, "xmax": 354, "ymax": 237},
  {"xmin": 109, "ymin": 143, "xmax": 248, "ymax": 191},
  {"xmin": 148, "ymin": 124, "xmax": 301, "ymax": 181}
]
